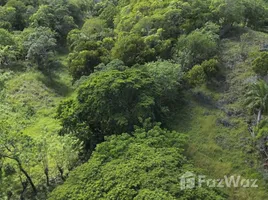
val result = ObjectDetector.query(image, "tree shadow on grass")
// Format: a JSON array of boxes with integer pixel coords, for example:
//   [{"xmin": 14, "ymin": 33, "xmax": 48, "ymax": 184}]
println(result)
[
  {"xmin": 37, "ymin": 63, "xmax": 73, "ymax": 97},
  {"xmin": 221, "ymin": 26, "xmax": 249, "ymax": 41},
  {"xmin": 166, "ymin": 94, "xmax": 194, "ymax": 133}
]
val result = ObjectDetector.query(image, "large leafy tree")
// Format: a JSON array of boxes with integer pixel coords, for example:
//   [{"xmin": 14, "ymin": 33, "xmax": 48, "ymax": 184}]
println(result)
[
  {"xmin": 29, "ymin": 2, "xmax": 77, "ymax": 43},
  {"xmin": 68, "ymin": 50, "xmax": 101, "ymax": 81},
  {"xmin": 175, "ymin": 23, "xmax": 219, "ymax": 70},
  {"xmin": 0, "ymin": 45, "xmax": 17, "ymax": 67},
  {"xmin": 0, "ymin": 123, "xmax": 38, "ymax": 197},
  {"xmin": 66, "ymin": 32, "xmax": 110, "ymax": 81},
  {"xmin": 180, "ymin": 0, "xmax": 212, "ymax": 33},
  {"xmin": 81, "ymin": 18, "xmax": 111, "ymax": 39},
  {"xmin": 66, "ymin": 18, "xmax": 113, "ymax": 81},
  {"xmin": 5, "ymin": 0, "xmax": 28, "ymax": 30},
  {"xmin": 49, "ymin": 125, "xmax": 225, "ymax": 200},
  {"xmin": 210, "ymin": 0, "xmax": 245, "ymax": 26},
  {"xmin": 0, "ymin": 28, "xmax": 18, "ymax": 68},
  {"xmin": 0, "ymin": 28, "xmax": 14, "ymax": 46},
  {"xmin": 144, "ymin": 61, "xmax": 182, "ymax": 105},
  {"xmin": 243, "ymin": 0, "xmax": 268, "ymax": 29},
  {"xmin": 0, "ymin": 5, "xmax": 16, "ymax": 30},
  {"xmin": 23, "ymin": 27, "xmax": 57, "ymax": 70},
  {"xmin": 57, "ymin": 68, "xmax": 162, "ymax": 151},
  {"xmin": 67, "ymin": 42, "xmax": 110, "ymax": 81},
  {"xmin": 112, "ymin": 34, "xmax": 155, "ymax": 66}
]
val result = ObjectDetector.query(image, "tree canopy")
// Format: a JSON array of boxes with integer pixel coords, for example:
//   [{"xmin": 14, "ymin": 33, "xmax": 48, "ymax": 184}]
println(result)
[
  {"xmin": 57, "ymin": 66, "xmax": 181, "ymax": 151},
  {"xmin": 49, "ymin": 125, "xmax": 225, "ymax": 200}
]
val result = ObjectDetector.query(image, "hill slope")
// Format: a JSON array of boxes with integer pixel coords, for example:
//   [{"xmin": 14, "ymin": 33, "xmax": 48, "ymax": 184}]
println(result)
[{"xmin": 170, "ymin": 29, "xmax": 268, "ymax": 199}]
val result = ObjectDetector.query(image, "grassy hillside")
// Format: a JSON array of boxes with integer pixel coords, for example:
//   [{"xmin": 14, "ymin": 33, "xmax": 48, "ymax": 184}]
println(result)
[
  {"xmin": 170, "ymin": 29, "xmax": 268, "ymax": 199},
  {"xmin": 0, "ymin": 58, "xmax": 76, "ymax": 199},
  {"xmin": 1, "ymin": 56, "xmax": 72, "ymax": 132}
]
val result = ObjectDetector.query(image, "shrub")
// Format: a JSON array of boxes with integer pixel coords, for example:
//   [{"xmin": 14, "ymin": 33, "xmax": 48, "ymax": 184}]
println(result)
[
  {"xmin": 185, "ymin": 65, "xmax": 206, "ymax": 86},
  {"xmin": 252, "ymin": 52, "xmax": 268, "ymax": 76},
  {"xmin": 201, "ymin": 58, "xmax": 219, "ymax": 78},
  {"xmin": 175, "ymin": 25, "xmax": 219, "ymax": 70}
]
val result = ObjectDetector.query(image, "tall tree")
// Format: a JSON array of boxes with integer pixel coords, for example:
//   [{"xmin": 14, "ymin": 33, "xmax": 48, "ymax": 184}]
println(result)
[
  {"xmin": 23, "ymin": 27, "xmax": 57, "ymax": 71},
  {"xmin": 57, "ymin": 68, "xmax": 160, "ymax": 151},
  {"xmin": 112, "ymin": 34, "xmax": 155, "ymax": 66},
  {"xmin": 0, "ymin": 123, "xmax": 38, "ymax": 195},
  {"xmin": 175, "ymin": 24, "xmax": 219, "ymax": 70},
  {"xmin": 29, "ymin": 2, "xmax": 77, "ymax": 42}
]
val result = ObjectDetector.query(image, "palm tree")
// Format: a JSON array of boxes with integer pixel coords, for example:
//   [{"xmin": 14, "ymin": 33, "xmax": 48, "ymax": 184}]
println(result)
[{"xmin": 245, "ymin": 80, "xmax": 268, "ymax": 126}]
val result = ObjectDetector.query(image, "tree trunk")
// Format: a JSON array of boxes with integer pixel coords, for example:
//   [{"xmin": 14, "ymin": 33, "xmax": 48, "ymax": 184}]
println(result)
[
  {"xmin": 18, "ymin": 162, "xmax": 37, "ymax": 194},
  {"xmin": 7, "ymin": 191, "xmax": 13, "ymax": 200},
  {"xmin": 2, "ymin": 155, "xmax": 37, "ymax": 195},
  {"xmin": 248, "ymin": 126, "xmax": 255, "ymax": 138},
  {"xmin": 57, "ymin": 165, "xmax": 65, "ymax": 181},
  {"xmin": 20, "ymin": 180, "xmax": 28, "ymax": 200},
  {"xmin": 45, "ymin": 167, "xmax": 49, "ymax": 186},
  {"xmin": 257, "ymin": 109, "xmax": 262, "ymax": 125}
]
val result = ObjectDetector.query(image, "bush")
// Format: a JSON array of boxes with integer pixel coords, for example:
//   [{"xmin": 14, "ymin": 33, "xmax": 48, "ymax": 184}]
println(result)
[
  {"xmin": 201, "ymin": 58, "xmax": 219, "ymax": 78},
  {"xmin": 112, "ymin": 34, "xmax": 155, "ymax": 66},
  {"xmin": 252, "ymin": 52, "xmax": 268, "ymax": 76},
  {"xmin": 0, "ymin": 28, "xmax": 15, "ymax": 46},
  {"xmin": 175, "ymin": 24, "xmax": 219, "ymax": 70},
  {"xmin": 185, "ymin": 65, "xmax": 206, "ymax": 86},
  {"xmin": 68, "ymin": 50, "xmax": 101, "ymax": 81},
  {"xmin": 145, "ymin": 61, "xmax": 182, "ymax": 102}
]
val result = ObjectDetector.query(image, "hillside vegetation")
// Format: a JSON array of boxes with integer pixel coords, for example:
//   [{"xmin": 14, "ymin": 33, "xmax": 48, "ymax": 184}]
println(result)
[{"xmin": 1, "ymin": 0, "xmax": 268, "ymax": 200}]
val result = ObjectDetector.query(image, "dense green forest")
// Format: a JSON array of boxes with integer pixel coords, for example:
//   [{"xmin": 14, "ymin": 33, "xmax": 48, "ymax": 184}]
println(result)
[{"xmin": 1, "ymin": 0, "xmax": 268, "ymax": 199}]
